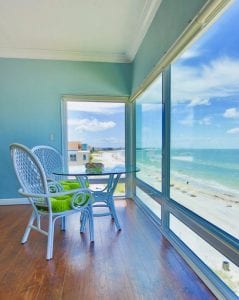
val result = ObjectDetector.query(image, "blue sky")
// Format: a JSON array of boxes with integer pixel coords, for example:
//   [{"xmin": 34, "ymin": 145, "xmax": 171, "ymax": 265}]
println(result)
[{"xmin": 171, "ymin": 0, "xmax": 239, "ymax": 149}]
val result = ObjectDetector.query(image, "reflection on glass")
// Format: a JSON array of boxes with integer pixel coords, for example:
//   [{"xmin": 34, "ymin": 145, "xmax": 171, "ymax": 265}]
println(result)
[
  {"xmin": 136, "ymin": 75, "xmax": 162, "ymax": 191},
  {"xmin": 170, "ymin": 1, "xmax": 239, "ymax": 240},
  {"xmin": 170, "ymin": 215, "xmax": 239, "ymax": 297},
  {"xmin": 136, "ymin": 187, "xmax": 161, "ymax": 219}
]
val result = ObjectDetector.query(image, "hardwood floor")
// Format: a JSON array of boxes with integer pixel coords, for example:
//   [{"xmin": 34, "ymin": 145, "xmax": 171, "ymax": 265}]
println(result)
[{"xmin": 0, "ymin": 200, "xmax": 216, "ymax": 300}]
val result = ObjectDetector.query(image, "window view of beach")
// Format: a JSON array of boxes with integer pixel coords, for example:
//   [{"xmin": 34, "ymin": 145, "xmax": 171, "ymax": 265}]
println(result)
[
  {"xmin": 170, "ymin": 1, "xmax": 239, "ymax": 240},
  {"xmin": 66, "ymin": 101, "xmax": 125, "ymax": 194},
  {"xmin": 136, "ymin": 1, "xmax": 239, "ymax": 295},
  {"xmin": 136, "ymin": 74, "xmax": 162, "ymax": 192}
]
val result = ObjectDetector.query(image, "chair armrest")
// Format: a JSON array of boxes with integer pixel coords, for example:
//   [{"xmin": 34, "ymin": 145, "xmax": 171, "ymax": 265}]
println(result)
[
  {"xmin": 71, "ymin": 189, "xmax": 94, "ymax": 209},
  {"xmin": 18, "ymin": 187, "xmax": 93, "ymax": 199}
]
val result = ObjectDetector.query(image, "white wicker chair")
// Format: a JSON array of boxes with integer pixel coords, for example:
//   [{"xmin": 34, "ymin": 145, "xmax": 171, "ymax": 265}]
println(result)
[
  {"xmin": 31, "ymin": 145, "xmax": 64, "ymax": 181},
  {"xmin": 10, "ymin": 143, "xmax": 94, "ymax": 260}
]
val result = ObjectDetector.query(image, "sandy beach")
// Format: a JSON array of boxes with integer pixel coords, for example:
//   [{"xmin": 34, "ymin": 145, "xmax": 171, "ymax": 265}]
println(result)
[
  {"xmin": 137, "ymin": 162, "xmax": 239, "ymax": 238},
  {"xmin": 92, "ymin": 150, "xmax": 125, "ymax": 168}
]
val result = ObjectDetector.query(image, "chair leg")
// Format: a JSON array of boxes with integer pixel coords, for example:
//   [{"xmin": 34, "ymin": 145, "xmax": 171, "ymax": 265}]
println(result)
[
  {"xmin": 108, "ymin": 199, "xmax": 121, "ymax": 231},
  {"xmin": 80, "ymin": 211, "xmax": 84, "ymax": 222},
  {"xmin": 61, "ymin": 216, "xmax": 66, "ymax": 231},
  {"xmin": 80, "ymin": 211, "xmax": 87, "ymax": 233},
  {"xmin": 46, "ymin": 216, "xmax": 55, "ymax": 260},
  {"xmin": 21, "ymin": 211, "xmax": 36, "ymax": 244},
  {"xmin": 88, "ymin": 206, "xmax": 94, "ymax": 243}
]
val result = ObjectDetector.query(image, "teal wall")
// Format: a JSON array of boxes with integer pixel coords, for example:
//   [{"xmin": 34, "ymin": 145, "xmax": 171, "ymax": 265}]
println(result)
[
  {"xmin": 131, "ymin": 0, "xmax": 207, "ymax": 94},
  {"xmin": 0, "ymin": 58, "xmax": 132, "ymax": 198}
]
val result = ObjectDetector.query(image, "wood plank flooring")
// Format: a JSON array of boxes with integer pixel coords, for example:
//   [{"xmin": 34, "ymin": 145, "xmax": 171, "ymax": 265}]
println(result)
[{"xmin": 0, "ymin": 200, "xmax": 216, "ymax": 300}]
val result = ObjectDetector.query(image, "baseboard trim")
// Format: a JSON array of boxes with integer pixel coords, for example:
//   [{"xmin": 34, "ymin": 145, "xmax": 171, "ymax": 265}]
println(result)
[{"xmin": 0, "ymin": 198, "xmax": 29, "ymax": 205}]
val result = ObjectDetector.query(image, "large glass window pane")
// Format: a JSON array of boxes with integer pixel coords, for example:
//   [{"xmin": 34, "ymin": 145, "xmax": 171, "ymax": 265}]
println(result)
[
  {"xmin": 170, "ymin": 1, "xmax": 239, "ymax": 239},
  {"xmin": 136, "ymin": 75, "xmax": 162, "ymax": 192}
]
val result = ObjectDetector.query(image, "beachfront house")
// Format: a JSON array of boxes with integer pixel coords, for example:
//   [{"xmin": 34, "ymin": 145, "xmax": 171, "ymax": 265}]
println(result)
[
  {"xmin": 0, "ymin": 0, "xmax": 239, "ymax": 299},
  {"xmin": 68, "ymin": 141, "xmax": 90, "ymax": 166}
]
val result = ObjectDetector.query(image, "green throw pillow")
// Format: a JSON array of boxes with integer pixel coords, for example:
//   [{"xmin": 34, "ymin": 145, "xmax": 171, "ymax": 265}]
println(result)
[
  {"xmin": 36, "ymin": 193, "xmax": 90, "ymax": 213},
  {"xmin": 37, "ymin": 179, "xmax": 90, "ymax": 212},
  {"xmin": 60, "ymin": 179, "xmax": 89, "ymax": 189},
  {"xmin": 51, "ymin": 193, "xmax": 90, "ymax": 212},
  {"xmin": 50, "ymin": 195, "xmax": 72, "ymax": 212}
]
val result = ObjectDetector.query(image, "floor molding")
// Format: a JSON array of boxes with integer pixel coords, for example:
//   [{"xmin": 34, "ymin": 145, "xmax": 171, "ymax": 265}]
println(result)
[{"xmin": 0, "ymin": 198, "xmax": 29, "ymax": 205}]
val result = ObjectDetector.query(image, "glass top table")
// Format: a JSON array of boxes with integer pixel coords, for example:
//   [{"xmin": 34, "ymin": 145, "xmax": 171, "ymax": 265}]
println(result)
[
  {"xmin": 53, "ymin": 165, "xmax": 139, "ymax": 177},
  {"xmin": 53, "ymin": 165, "xmax": 139, "ymax": 231}
]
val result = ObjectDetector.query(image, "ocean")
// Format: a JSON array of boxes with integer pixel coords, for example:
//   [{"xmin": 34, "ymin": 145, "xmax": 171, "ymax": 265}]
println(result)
[{"xmin": 136, "ymin": 148, "xmax": 239, "ymax": 193}]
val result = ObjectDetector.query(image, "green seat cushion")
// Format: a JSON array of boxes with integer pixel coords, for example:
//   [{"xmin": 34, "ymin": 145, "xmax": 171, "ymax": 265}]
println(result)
[
  {"xmin": 36, "ymin": 193, "xmax": 90, "ymax": 213},
  {"xmin": 50, "ymin": 195, "xmax": 72, "ymax": 212},
  {"xmin": 60, "ymin": 179, "xmax": 89, "ymax": 190},
  {"xmin": 60, "ymin": 180, "xmax": 81, "ymax": 190}
]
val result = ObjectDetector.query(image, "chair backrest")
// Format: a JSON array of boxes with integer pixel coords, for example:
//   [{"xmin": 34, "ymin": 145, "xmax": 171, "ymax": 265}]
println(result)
[
  {"xmin": 10, "ymin": 143, "xmax": 49, "ymax": 196},
  {"xmin": 32, "ymin": 145, "xmax": 63, "ymax": 180}
]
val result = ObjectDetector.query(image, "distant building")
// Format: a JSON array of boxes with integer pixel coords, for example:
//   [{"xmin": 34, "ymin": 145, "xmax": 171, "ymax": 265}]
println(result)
[
  {"xmin": 81, "ymin": 143, "xmax": 88, "ymax": 151},
  {"xmin": 68, "ymin": 141, "xmax": 90, "ymax": 165},
  {"xmin": 68, "ymin": 141, "xmax": 82, "ymax": 150}
]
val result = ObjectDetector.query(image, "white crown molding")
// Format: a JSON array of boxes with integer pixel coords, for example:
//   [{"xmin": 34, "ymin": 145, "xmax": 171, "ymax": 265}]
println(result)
[
  {"xmin": 0, "ymin": 198, "xmax": 29, "ymax": 205},
  {"xmin": 62, "ymin": 95, "xmax": 129, "ymax": 102},
  {"xmin": 0, "ymin": 47, "xmax": 131, "ymax": 63},
  {"xmin": 127, "ymin": 0, "xmax": 163, "ymax": 61}
]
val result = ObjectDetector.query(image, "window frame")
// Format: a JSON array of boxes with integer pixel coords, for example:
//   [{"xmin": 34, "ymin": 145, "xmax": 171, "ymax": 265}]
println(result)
[{"xmin": 61, "ymin": 95, "xmax": 130, "ymax": 196}]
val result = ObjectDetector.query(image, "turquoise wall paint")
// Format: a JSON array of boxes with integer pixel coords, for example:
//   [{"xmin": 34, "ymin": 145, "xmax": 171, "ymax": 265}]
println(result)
[
  {"xmin": 0, "ymin": 58, "xmax": 132, "ymax": 198},
  {"xmin": 131, "ymin": 0, "xmax": 207, "ymax": 94}
]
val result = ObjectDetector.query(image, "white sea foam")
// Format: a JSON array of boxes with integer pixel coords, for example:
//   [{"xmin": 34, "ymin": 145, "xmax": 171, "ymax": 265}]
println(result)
[
  {"xmin": 172, "ymin": 156, "xmax": 194, "ymax": 162},
  {"xmin": 171, "ymin": 170, "xmax": 239, "ymax": 198}
]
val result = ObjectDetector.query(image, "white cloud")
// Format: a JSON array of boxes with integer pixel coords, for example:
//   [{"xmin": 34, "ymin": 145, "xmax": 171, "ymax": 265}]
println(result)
[
  {"xmin": 69, "ymin": 118, "xmax": 116, "ymax": 132},
  {"xmin": 179, "ymin": 114, "xmax": 212, "ymax": 126},
  {"xmin": 99, "ymin": 137, "xmax": 122, "ymax": 144},
  {"xmin": 179, "ymin": 113, "xmax": 194, "ymax": 126},
  {"xmin": 198, "ymin": 117, "xmax": 211, "ymax": 125},
  {"xmin": 136, "ymin": 57, "xmax": 239, "ymax": 109},
  {"xmin": 227, "ymin": 127, "xmax": 239, "ymax": 134},
  {"xmin": 68, "ymin": 119, "xmax": 81, "ymax": 126},
  {"xmin": 223, "ymin": 108, "xmax": 239, "ymax": 118},
  {"xmin": 172, "ymin": 57, "xmax": 239, "ymax": 106},
  {"xmin": 141, "ymin": 103, "xmax": 162, "ymax": 112},
  {"xmin": 180, "ymin": 48, "xmax": 200, "ymax": 60},
  {"xmin": 187, "ymin": 98, "xmax": 210, "ymax": 107},
  {"xmin": 137, "ymin": 76, "xmax": 162, "ymax": 105},
  {"xmin": 67, "ymin": 102, "xmax": 124, "ymax": 114}
]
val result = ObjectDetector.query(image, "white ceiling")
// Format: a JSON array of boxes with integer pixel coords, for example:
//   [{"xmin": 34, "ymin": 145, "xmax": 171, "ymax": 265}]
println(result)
[{"xmin": 0, "ymin": 0, "xmax": 162, "ymax": 63}]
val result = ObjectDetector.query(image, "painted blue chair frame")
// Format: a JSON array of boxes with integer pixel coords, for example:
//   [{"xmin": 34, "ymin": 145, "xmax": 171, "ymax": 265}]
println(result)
[{"xmin": 10, "ymin": 143, "xmax": 94, "ymax": 260}]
